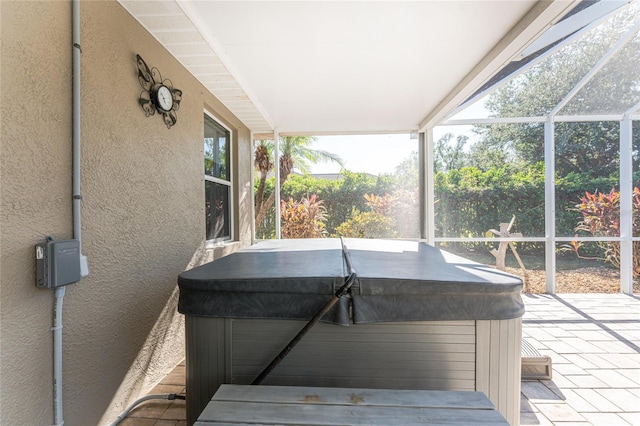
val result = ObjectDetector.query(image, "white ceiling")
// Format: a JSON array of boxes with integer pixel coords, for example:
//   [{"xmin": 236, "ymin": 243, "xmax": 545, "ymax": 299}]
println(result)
[{"xmin": 119, "ymin": 1, "xmax": 578, "ymax": 135}]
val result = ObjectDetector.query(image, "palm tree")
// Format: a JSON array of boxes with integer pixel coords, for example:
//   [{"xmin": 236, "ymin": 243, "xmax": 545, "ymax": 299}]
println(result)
[
  {"xmin": 254, "ymin": 136, "xmax": 343, "ymax": 229},
  {"xmin": 254, "ymin": 140, "xmax": 273, "ymax": 213}
]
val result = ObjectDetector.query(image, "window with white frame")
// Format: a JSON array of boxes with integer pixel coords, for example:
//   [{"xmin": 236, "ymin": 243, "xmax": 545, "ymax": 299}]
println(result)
[{"xmin": 204, "ymin": 113, "xmax": 232, "ymax": 242}]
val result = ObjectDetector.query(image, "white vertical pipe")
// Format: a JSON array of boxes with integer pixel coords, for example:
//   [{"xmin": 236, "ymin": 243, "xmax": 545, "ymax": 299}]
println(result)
[
  {"xmin": 274, "ymin": 129, "xmax": 281, "ymax": 239},
  {"xmin": 73, "ymin": 0, "xmax": 87, "ymax": 283},
  {"xmin": 52, "ymin": 286, "xmax": 65, "ymax": 426},
  {"xmin": 72, "ymin": 0, "xmax": 81, "ymax": 247},
  {"xmin": 426, "ymin": 128, "xmax": 436, "ymax": 245},
  {"xmin": 52, "ymin": 2, "xmax": 81, "ymax": 425},
  {"xmin": 620, "ymin": 115, "xmax": 633, "ymax": 294},
  {"xmin": 544, "ymin": 119, "xmax": 556, "ymax": 294}
]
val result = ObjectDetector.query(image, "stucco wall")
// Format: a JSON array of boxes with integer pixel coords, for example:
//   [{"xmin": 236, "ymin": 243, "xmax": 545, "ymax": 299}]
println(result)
[{"xmin": 0, "ymin": 1, "xmax": 253, "ymax": 425}]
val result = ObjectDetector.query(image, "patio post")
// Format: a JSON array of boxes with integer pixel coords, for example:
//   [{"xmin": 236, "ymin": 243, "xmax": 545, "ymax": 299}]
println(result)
[
  {"xmin": 620, "ymin": 114, "xmax": 633, "ymax": 294},
  {"xmin": 250, "ymin": 131, "xmax": 256, "ymax": 244},
  {"xmin": 274, "ymin": 128, "xmax": 281, "ymax": 239},
  {"xmin": 420, "ymin": 130, "xmax": 435, "ymax": 244},
  {"xmin": 544, "ymin": 118, "xmax": 556, "ymax": 294},
  {"xmin": 428, "ymin": 129, "xmax": 436, "ymax": 244},
  {"xmin": 418, "ymin": 131, "xmax": 426, "ymax": 240}
]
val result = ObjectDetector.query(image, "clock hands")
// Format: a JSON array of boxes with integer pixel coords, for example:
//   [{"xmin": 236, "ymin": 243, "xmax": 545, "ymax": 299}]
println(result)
[{"xmin": 157, "ymin": 86, "xmax": 173, "ymax": 111}]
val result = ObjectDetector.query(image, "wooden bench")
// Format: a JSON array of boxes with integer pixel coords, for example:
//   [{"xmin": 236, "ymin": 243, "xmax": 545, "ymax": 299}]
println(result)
[{"xmin": 195, "ymin": 384, "xmax": 510, "ymax": 425}]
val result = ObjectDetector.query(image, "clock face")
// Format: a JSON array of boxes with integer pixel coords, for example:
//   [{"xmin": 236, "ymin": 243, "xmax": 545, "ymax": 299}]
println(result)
[{"xmin": 156, "ymin": 85, "xmax": 173, "ymax": 111}]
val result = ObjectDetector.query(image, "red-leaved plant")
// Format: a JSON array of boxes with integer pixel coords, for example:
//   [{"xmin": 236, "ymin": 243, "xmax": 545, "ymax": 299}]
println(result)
[
  {"xmin": 280, "ymin": 194, "xmax": 328, "ymax": 239},
  {"xmin": 564, "ymin": 187, "xmax": 640, "ymax": 278}
]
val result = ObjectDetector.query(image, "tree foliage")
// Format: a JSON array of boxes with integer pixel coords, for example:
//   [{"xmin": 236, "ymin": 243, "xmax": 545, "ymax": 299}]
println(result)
[
  {"xmin": 254, "ymin": 165, "xmax": 420, "ymax": 240},
  {"xmin": 254, "ymin": 136, "xmax": 344, "ymax": 231},
  {"xmin": 434, "ymin": 133, "xmax": 469, "ymax": 172},
  {"xmin": 468, "ymin": 6, "xmax": 640, "ymax": 176}
]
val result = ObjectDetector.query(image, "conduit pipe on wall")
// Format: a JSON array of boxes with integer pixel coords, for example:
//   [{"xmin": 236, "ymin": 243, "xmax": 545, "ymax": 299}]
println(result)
[
  {"xmin": 52, "ymin": 1, "xmax": 87, "ymax": 425},
  {"xmin": 73, "ymin": 0, "xmax": 84, "ymax": 254},
  {"xmin": 53, "ymin": 286, "xmax": 65, "ymax": 426}
]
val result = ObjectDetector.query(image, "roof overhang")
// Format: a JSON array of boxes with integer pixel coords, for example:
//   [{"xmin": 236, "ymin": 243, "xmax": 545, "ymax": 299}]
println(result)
[{"xmin": 118, "ymin": 1, "xmax": 579, "ymax": 135}]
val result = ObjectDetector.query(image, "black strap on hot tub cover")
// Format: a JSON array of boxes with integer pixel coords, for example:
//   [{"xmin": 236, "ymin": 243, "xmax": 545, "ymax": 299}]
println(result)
[{"xmin": 251, "ymin": 237, "xmax": 357, "ymax": 385}]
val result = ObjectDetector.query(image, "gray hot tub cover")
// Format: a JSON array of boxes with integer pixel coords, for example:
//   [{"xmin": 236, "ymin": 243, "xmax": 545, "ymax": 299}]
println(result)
[{"xmin": 178, "ymin": 238, "xmax": 524, "ymax": 326}]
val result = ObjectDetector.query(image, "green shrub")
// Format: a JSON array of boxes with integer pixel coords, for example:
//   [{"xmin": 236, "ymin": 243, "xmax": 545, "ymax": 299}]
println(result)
[{"xmin": 334, "ymin": 209, "xmax": 396, "ymax": 238}]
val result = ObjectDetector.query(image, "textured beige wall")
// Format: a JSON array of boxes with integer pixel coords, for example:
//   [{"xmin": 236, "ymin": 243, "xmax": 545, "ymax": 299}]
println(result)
[{"xmin": 1, "ymin": 1, "xmax": 253, "ymax": 425}]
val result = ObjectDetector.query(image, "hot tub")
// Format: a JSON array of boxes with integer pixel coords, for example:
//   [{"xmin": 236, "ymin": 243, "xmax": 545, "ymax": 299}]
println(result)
[{"xmin": 178, "ymin": 238, "xmax": 524, "ymax": 425}]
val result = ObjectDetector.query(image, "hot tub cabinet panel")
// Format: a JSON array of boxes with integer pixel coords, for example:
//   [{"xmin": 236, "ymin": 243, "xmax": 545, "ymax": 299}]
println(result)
[
  {"xmin": 232, "ymin": 319, "xmax": 477, "ymax": 389},
  {"xmin": 185, "ymin": 316, "xmax": 522, "ymax": 426},
  {"xmin": 477, "ymin": 318, "xmax": 523, "ymax": 426}
]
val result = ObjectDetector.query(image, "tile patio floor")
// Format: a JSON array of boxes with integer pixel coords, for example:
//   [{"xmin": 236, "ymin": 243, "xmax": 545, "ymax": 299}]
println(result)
[
  {"xmin": 520, "ymin": 293, "xmax": 639, "ymax": 426},
  {"xmin": 120, "ymin": 293, "xmax": 640, "ymax": 426}
]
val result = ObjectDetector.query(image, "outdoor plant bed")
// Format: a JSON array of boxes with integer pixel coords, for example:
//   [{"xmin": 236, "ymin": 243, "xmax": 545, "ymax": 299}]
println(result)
[
  {"xmin": 504, "ymin": 266, "xmax": 640, "ymax": 294},
  {"xmin": 439, "ymin": 245, "xmax": 639, "ymax": 294}
]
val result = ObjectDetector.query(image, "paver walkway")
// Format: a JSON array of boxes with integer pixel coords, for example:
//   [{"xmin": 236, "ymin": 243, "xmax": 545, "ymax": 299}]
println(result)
[{"xmin": 521, "ymin": 294, "xmax": 640, "ymax": 426}]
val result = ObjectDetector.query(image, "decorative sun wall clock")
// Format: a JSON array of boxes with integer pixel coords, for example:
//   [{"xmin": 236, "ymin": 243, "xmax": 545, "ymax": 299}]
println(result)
[{"xmin": 137, "ymin": 54, "xmax": 182, "ymax": 129}]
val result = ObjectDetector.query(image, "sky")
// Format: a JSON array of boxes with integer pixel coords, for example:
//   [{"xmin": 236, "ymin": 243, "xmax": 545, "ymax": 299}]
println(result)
[
  {"xmin": 298, "ymin": 97, "xmax": 489, "ymax": 176},
  {"xmin": 308, "ymin": 134, "xmax": 417, "ymax": 175},
  {"xmin": 307, "ymin": 127, "xmax": 474, "ymax": 176}
]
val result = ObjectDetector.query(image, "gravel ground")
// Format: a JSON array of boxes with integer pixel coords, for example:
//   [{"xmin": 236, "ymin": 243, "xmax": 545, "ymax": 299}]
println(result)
[{"xmin": 504, "ymin": 266, "xmax": 640, "ymax": 294}]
